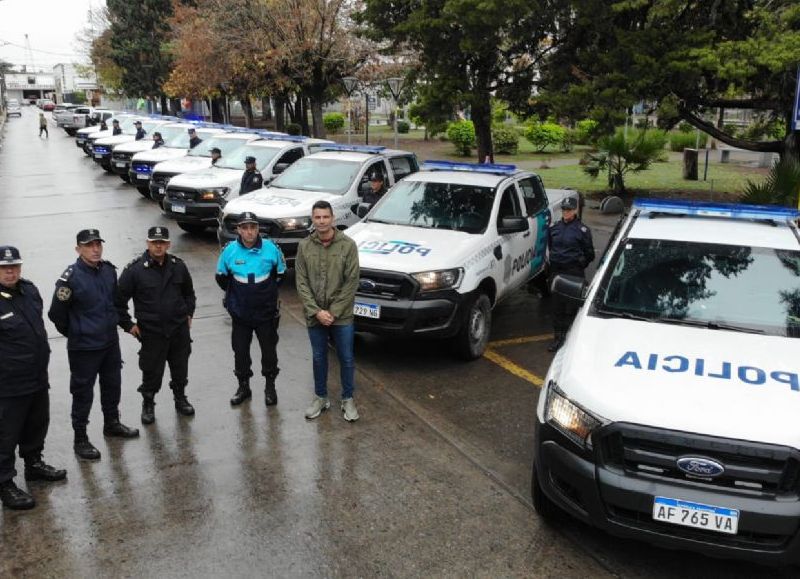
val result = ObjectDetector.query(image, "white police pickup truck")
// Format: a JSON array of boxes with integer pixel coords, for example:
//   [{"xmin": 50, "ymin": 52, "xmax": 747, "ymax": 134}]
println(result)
[
  {"xmin": 532, "ymin": 199, "xmax": 800, "ymax": 566},
  {"xmin": 344, "ymin": 161, "xmax": 578, "ymax": 359},
  {"xmin": 218, "ymin": 145, "xmax": 419, "ymax": 264}
]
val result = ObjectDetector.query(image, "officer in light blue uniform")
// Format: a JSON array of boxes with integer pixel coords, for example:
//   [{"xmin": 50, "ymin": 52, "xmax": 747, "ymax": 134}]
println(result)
[{"xmin": 216, "ymin": 212, "xmax": 286, "ymax": 407}]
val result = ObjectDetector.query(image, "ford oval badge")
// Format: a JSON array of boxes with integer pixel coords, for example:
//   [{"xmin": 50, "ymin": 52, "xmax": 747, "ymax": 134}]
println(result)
[
  {"xmin": 359, "ymin": 279, "xmax": 377, "ymax": 292},
  {"xmin": 676, "ymin": 456, "xmax": 725, "ymax": 478}
]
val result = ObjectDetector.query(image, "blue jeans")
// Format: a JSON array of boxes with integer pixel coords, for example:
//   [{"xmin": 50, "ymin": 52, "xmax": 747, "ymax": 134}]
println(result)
[{"xmin": 307, "ymin": 323, "xmax": 355, "ymax": 400}]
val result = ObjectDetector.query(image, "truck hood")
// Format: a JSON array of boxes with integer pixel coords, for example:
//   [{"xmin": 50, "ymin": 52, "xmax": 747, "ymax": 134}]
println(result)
[
  {"xmin": 345, "ymin": 222, "xmax": 480, "ymax": 273},
  {"xmin": 95, "ymin": 135, "xmax": 135, "ymax": 146},
  {"xmin": 555, "ymin": 316, "xmax": 800, "ymax": 449},
  {"xmin": 133, "ymin": 147, "xmax": 188, "ymax": 164},
  {"xmin": 223, "ymin": 187, "xmax": 340, "ymax": 219},
  {"xmin": 115, "ymin": 141, "xmax": 155, "ymax": 154},
  {"xmin": 77, "ymin": 126, "xmax": 105, "ymax": 137},
  {"xmin": 153, "ymin": 156, "xmax": 211, "ymax": 174},
  {"xmin": 168, "ymin": 167, "xmax": 242, "ymax": 189}
]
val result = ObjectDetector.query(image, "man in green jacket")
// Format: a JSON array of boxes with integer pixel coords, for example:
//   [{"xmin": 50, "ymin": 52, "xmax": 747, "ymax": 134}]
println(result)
[{"xmin": 295, "ymin": 200, "xmax": 360, "ymax": 422}]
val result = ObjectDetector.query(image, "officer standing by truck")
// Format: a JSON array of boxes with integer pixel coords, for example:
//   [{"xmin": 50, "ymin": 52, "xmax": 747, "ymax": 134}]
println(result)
[
  {"xmin": 0, "ymin": 246, "xmax": 66, "ymax": 511},
  {"xmin": 239, "ymin": 156, "xmax": 263, "ymax": 195},
  {"xmin": 188, "ymin": 128, "xmax": 202, "ymax": 149},
  {"xmin": 210, "ymin": 147, "xmax": 222, "ymax": 165},
  {"xmin": 362, "ymin": 172, "xmax": 387, "ymax": 207},
  {"xmin": 134, "ymin": 120, "xmax": 146, "ymax": 141},
  {"xmin": 547, "ymin": 197, "xmax": 594, "ymax": 352},
  {"xmin": 112, "ymin": 119, "xmax": 122, "ymax": 136},
  {"xmin": 48, "ymin": 229, "xmax": 139, "ymax": 461},
  {"xmin": 216, "ymin": 212, "xmax": 285, "ymax": 408},
  {"xmin": 117, "ymin": 227, "xmax": 197, "ymax": 425},
  {"xmin": 152, "ymin": 132, "xmax": 165, "ymax": 149}
]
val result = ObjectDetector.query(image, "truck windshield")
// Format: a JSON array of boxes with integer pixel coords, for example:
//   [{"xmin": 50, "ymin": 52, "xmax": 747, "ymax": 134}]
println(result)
[
  {"xmin": 270, "ymin": 158, "xmax": 360, "ymax": 194},
  {"xmin": 159, "ymin": 126, "xmax": 191, "ymax": 145},
  {"xmin": 188, "ymin": 136, "xmax": 248, "ymax": 158},
  {"xmin": 367, "ymin": 180, "xmax": 495, "ymax": 234},
  {"xmin": 217, "ymin": 145, "xmax": 279, "ymax": 170},
  {"xmin": 593, "ymin": 238, "xmax": 800, "ymax": 337}
]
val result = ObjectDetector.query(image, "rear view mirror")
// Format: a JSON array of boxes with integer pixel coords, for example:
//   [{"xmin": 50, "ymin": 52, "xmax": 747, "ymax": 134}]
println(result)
[
  {"xmin": 359, "ymin": 181, "xmax": 372, "ymax": 196},
  {"xmin": 273, "ymin": 163, "xmax": 289, "ymax": 175},
  {"xmin": 497, "ymin": 216, "xmax": 529, "ymax": 234},
  {"xmin": 552, "ymin": 274, "xmax": 587, "ymax": 302}
]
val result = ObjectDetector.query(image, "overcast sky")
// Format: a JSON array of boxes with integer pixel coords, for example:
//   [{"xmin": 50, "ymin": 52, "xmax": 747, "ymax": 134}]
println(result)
[{"xmin": 0, "ymin": 0, "xmax": 102, "ymax": 71}]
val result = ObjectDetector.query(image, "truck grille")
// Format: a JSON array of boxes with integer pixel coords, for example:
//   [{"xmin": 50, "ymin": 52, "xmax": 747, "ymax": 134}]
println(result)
[
  {"xmin": 93, "ymin": 145, "xmax": 110, "ymax": 155},
  {"xmin": 167, "ymin": 187, "xmax": 197, "ymax": 202},
  {"xmin": 597, "ymin": 423, "xmax": 800, "ymax": 497},
  {"xmin": 151, "ymin": 172, "xmax": 177, "ymax": 188},
  {"xmin": 131, "ymin": 161, "xmax": 154, "ymax": 175},
  {"xmin": 113, "ymin": 151, "xmax": 133, "ymax": 162},
  {"xmin": 357, "ymin": 269, "xmax": 416, "ymax": 300}
]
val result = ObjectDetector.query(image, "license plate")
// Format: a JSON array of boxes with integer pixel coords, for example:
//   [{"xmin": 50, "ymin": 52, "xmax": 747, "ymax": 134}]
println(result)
[
  {"xmin": 158, "ymin": 187, "xmax": 165, "ymax": 195},
  {"xmin": 115, "ymin": 162, "xmax": 127, "ymax": 168},
  {"xmin": 136, "ymin": 173, "xmax": 148, "ymax": 180},
  {"xmin": 171, "ymin": 203, "xmax": 186, "ymax": 214},
  {"xmin": 77, "ymin": 139, "xmax": 85, "ymax": 144},
  {"xmin": 354, "ymin": 302, "xmax": 380, "ymax": 319},
  {"xmin": 94, "ymin": 153, "xmax": 103, "ymax": 159},
  {"xmin": 653, "ymin": 497, "xmax": 739, "ymax": 535}
]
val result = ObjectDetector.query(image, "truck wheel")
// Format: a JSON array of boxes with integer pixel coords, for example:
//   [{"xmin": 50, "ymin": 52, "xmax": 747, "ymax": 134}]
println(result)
[
  {"xmin": 65, "ymin": 128, "xmax": 76, "ymax": 136},
  {"xmin": 454, "ymin": 292, "xmax": 491, "ymax": 360},
  {"xmin": 119, "ymin": 174, "xmax": 131, "ymax": 183},
  {"xmin": 177, "ymin": 222, "xmax": 207, "ymax": 235},
  {"xmin": 531, "ymin": 461, "xmax": 560, "ymax": 522},
  {"xmin": 101, "ymin": 164, "xmax": 113, "ymax": 173},
  {"xmin": 136, "ymin": 185, "xmax": 150, "ymax": 198}
]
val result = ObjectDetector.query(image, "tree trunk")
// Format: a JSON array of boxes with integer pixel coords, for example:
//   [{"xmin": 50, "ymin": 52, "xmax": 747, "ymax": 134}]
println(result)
[
  {"xmin": 261, "ymin": 97, "xmax": 272, "ymax": 121},
  {"xmin": 299, "ymin": 96, "xmax": 311, "ymax": 136},
  {"xmin": 170, "ymin": 98, "xmax": 181, "ymax": 116},
  {"xmin": 781, "ymin": 128, "xmax": 800, "ymax": 162},
  {"xmin": 274, "ymin": 96, "xmax": 286, "ymax": 132},
  {"xmin": 210, "ymin": 98, "xmax": 226, "ymax": 124},
  {"xmin": 472, "ymin": 95, "xmax": 494, "ymax": 163},
  {"xmin": 241, "ymin": 96, "xmax": 254, "ymax": 128},
  {"xmin": 310, "ymin": 97, "xmax": 326, "ymax": 138},
  {"xmin": 160, "ymin": 94, "xmax": 168, "ymax": 116}
]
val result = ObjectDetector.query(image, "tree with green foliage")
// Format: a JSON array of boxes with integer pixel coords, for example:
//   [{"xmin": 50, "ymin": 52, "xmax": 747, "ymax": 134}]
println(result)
[
  {"xmin": 540, "ymin": 0, "xmax": 800, "ymax": 161},
  {"xmin": 524, "ymin": 121, "xmax": 566, "ymax": 152},
  {"xmin": 360, "ymin": 0, "xmax": 565, "ymax": 162},
  {"xmin": 742, "ymin": 158, "xmax": 800, "ymax": 206},
  {"xmin": 583, "ymin": 129, "xmax": 669, "ymax": 195}
]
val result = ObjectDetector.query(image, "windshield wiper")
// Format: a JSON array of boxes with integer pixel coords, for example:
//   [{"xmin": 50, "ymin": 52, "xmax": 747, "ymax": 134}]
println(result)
[
  {"xmin": 655, "ymin": 317, "xmax": 764, "ymax": 334},
  {"xmin": 595, "ymin": 309, "xmax": 653, "ymax": 322}
]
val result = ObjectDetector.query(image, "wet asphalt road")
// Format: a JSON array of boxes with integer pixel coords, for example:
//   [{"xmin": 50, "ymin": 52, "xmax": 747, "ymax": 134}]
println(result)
[{"xmin": 0, "ymin": 109, "xmax": 791, "ymax": 578}]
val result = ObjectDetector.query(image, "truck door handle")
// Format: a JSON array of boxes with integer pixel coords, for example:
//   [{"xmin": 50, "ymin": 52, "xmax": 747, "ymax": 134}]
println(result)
[
  {"xmin": 494, "ymin": 246, "xmax": 503, "ymax": 260},
  {"xmin": 523, "ymin": 232, "xmax": 530, "ymax": 238}
]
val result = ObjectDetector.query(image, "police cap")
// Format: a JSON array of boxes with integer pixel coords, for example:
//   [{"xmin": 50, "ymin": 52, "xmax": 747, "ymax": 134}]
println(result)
[
  {"xmin": 237, "ymin": 212, "xmax": 259, "ymax": 226},
  {"xmin": 369, "ymin": 172, "xmax": 384, "ymax": 182},
  {"xmin": 0, "ymin": 246, "xmax": 23, "ymax": 265},
  {"xmin": 134, "ymin": 120, "xmax": 142, "ymax": 126},
  {"xmin": 76, "ymin": 229, "xmax": 105, "ymax": 245},
  {"xmin": 147, "ymin": 226, "xmax": 170, "ymax": 241},
  {"xmin": 188, "ymin": 127, "xmax": 196, "ymax": 134},
  {"xmin": 210, "ymin": 147, "xmax": 221, "ymax": 155},
  {"xmin": 561, "ymin": 196, "xmax": 579, "ymax": 211},
  {"xmin": 112, "ymin": 119, "xmax": 120, "ymax": 124},
  {"xmin": 245, "ymin": 156, "xmax": 257, "ymax": 165}
]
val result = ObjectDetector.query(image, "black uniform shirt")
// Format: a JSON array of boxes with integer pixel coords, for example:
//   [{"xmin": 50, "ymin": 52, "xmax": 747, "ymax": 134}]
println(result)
[
  {"xmin": 189, "ymin": 136, "xmax": 202, "ymax": 149},
  {"xmin": 0, "ymin": 280, "xmax": 50, "ymax": 397},
  {"xmin": 240, "ymin": 169, "xmax": 264, "ymax": 195},
  {"xmin": 548, "ymin": 217, "xmax": 595, "ymax": 269}
]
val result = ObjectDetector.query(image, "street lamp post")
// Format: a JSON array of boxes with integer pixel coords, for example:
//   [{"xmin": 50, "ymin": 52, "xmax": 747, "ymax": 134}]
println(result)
[
  {"xmin": 386, "ymin": 77, "xmax": 405, "ymax": 149},
  {"xmin": 342, "ymin": 76, "xmax": 358, "ymax": 144}
]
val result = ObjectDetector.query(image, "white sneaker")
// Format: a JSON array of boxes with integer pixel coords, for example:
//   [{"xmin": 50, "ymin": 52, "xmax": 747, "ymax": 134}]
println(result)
[
  {"xmin": 341, "ymin": 398, "xmax": 359, "ymax": 422},
  {"xmin": 304, "ymin": 396, "xmax": 330, "ymax": 419}
]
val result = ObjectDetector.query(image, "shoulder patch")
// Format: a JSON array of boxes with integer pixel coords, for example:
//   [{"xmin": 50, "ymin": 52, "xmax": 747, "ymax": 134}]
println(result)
[
  {"xmin": 56, "ymin": 286, "xmax": 72, "ymax": 301},
  {"xmin": 59, "ymin": 266, "xmax": 74, "ymax": 282},
  {"xmin": 581, "ymin": 226, "xmax": 588, "ymax": 233}
]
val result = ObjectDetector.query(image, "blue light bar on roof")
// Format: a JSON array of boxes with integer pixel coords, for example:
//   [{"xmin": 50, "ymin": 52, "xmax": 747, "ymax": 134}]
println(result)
[
  {"xmin": 634, "ymin": 198, "xmax": 800, "ymax": 220},
  {"xmin": 420, "ymin": 160, "xmax": 517, "ymax": 175},
  {"xmin": 258, "ymin": 135, "xmax": 307, "ymax": 143},
  {"xmin": 320, "ymin": 144, "xmax": 386, "ymax": 154}
]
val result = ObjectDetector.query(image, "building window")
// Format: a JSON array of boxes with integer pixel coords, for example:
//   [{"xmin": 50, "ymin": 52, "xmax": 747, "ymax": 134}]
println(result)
[{"xmin": 28, "ymin": 76, "xmax": 35, "ymax": 85}]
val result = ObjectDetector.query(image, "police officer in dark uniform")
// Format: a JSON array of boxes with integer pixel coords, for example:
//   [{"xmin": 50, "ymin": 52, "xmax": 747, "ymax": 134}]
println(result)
[
  {"xmin": 216, "ymin": 212, "xmax": 286, "ymax": 407},
  {"xmin": 112, "ymin": 119, "xmax": 122, "ymax": 136},
  {"xmin": 117, "ymin": 227, "xmax": 197, "ymax": 425},
  {"xmin": 48, "ymin": 229, "xmax": 139, "ymax": 461},
  {"xmin": 134, "ymin": 120, "xmax": 146, "ymax": 141},
  {"xmin": 240, "ymin": 156, "xmax": 263, "ymax": 195},
  {"xmin": 362, "ymin": 172, "xmax": 387, "ymax": 207},
  {"xmin": 547, "ymin": 197, "xmax": 595, "ymax": 352},
  {"xmin": 152, "ymin": 131, "xmax": 165, "ymax": 149},
  {"xmin": 0, "ymin": 247, "xmax": 66, "ymax": 510},
  {"xmin": 210, "ymin": 147, "xmax": 222, "ymax": 165},
  {"xmin": 188, "ymin": 128, "xmax": 202, "ymax": 149}
]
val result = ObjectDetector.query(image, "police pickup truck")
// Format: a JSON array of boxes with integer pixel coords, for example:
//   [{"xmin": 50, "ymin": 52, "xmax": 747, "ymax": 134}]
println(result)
[
  {"xmin": 163, "ymin": 136, "xmax": 330, "ymax": 235},
  {"xmin": 79, "ymin": 114, "xmax": 140, "ymax": 155},
  {"xmin": 532, "ymin": 199, "xmax": 800, "ymax": 566},
  {"xmin": 343, "ymin": 161, "xmax": 578, "ymax": 359},
  {"xmin": 91, "ymin": 118, "xmax": 176, "ymax": 172},
  {"xmin": 218, "ymin": 144, "xmax": 419, "ymax": 264}
]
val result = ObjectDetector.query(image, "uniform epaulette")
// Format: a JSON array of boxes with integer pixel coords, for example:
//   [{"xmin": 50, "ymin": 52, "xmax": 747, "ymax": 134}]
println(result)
[
  {"xmin": 59, "ymin": 266, "xmax": 74, "ymax": 282},
  {"xmin": 102, "ymin": 259, "xmax": 117, "ymax": 269},
  {"xmin": 126, "ymin": 255, "xmax": 143, "ymax": 268},
  {"xmin": 170, "ymin": 255, "xmax": 182, "ymax": 264}
]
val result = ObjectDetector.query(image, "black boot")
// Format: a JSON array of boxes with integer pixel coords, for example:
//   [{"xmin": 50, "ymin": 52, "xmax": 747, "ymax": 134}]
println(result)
[
  {"xmin": 74, "ymin": 428, "xmax": 101, "ymax": 460},
  {"xmin": 547, "ymin": 332, "xmax": 565, "ymax": 353},
  {"xmin": 264, "ymin": 379, "xmax": 278, "ymax": 407},
  {"xmin": 173, "ymin": 386, "xmax": 195, "ymax": 416},
  {"xmin": 103, "ymin": 418, "xmax": 140, "ymax": 439},
  {"xmin": 230, "ymin": 378, "xmax": 252, "ymax": 406},
  {"xmin": 0, "ymin": 480, "xmax": 35, "ymax": 510},
  {"xmin": 141, "ymin": 396, "xmax": 156, "ymax": 425},
  {"xmin": 24, "ymin": 457, "xmax": 67, "ymax": 482}
]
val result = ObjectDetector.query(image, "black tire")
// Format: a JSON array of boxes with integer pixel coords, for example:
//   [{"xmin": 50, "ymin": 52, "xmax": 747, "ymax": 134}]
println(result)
[
  {"xmin": 119, "ymin": 174, "xmax": 131, "ymax": 183},
  {"xmin": 454, "ymin": 292, "xmax": 491, "ymax": 360},
  {"xmin": 531, "ymin": 461, "xmax": 560, "ymax": 522},
  {"xmin": 101, "ymin": 163, "xmax": 114, "ymax": 173},
  {"xmin": 136, "ymin": 185, "xmax": 150, "ymax": 198},
  {"xmin": 177, "ymin": 222, "xmax": 207, "ymax": 235},
  {"xmin": 65, "ymin": 128, "xmax": 77, "ymax": 136}
]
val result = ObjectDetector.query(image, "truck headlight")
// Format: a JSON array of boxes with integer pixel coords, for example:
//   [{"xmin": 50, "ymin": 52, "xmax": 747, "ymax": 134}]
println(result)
[
  {"xmin": 199, "ymin": 187, "xmax": 229, "ymax": 201},
  {"xmin": 545, "ymin": 384, "xmax": 601, "ymax": 449},
  {"xmin": 411, "ymin": 268, "xmax": 463, "ymax": 292},
  {"xmin": 276, "ymin": 216, "xmax": 312, "ymax": 231}
]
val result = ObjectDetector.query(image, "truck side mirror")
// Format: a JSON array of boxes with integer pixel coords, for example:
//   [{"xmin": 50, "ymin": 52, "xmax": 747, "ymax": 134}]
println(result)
[
  {"xmin": 552, "ymin": 274, "xmax": 587, "ymax": 303},
  {"xmin": 356, "ymin": 203, "xmax": 372, "ymax": 218},
  {"xmin": 273, "ymin": 162, "xmax": 289, "ymax": 175},
  {"xmin": 497, "ymin": 216, "xmax": 529, "ymax": 234}
]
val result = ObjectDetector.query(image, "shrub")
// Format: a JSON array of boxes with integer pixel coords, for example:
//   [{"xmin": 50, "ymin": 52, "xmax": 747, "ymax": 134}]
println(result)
[
  {"xmin": 397, "ymin": 120, "xmax": 410, "ymax": 134},
  {"xmin": 582, "ymin": 128, "xmax": 668, "ymax": 194},
  {"xmin": 677, "ymin": 121, "xmax": 694, "ymax": 133},
  {"xmin": 524, "ymin": 121, "xmax": 566, "ymax": 152},
  {"xmin": 574, "ymin": 119, "xmax": 599, "ymax": 145},
  {"xmin": 286, "ymin": 123, "xmax": 302, "ymax": 136},
  {"xmin": 668, "ymin": 131, "xmax": 708, "ymax": 152},
  {"xmin": 323, "ymin": 112, "xmax": 345, "ymax": 134},
  {"xmin": 446, "ymin": 120, "xmax": 476, "ymax": 156},
  {"xmin": 491, "ymin": 124, "xmax": 519, "ymax": 155},
  {"xmin": 561, "ymin": 128, "xmax": 576, "ymax": 152},
  {"xmin": 741, "ymin": 158, "xmax": 800, "ymax": 206}
]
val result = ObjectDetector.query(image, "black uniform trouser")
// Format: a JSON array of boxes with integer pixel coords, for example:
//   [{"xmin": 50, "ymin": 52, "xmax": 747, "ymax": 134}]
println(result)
[
  {"xmin": 68, "ymin": 342, "xmax": 122, "ymax": 429},
  {"xmin": 137, "ymin": 323, "xmax": 191, "ymax": 399},
  {"xmin": 39, "ymin": 125, "xmax": 48, "ymax": 137},
  {"xmin": 550, "ymin": 263, "xmax": 585, "ymax": 335},
  {"xmin": 231, "ymin": 316, "xmax": 279, "ymax": 381},
  {"xmin": 0, "ymin": 389, "xmax": 49, "ymax": 483}
]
